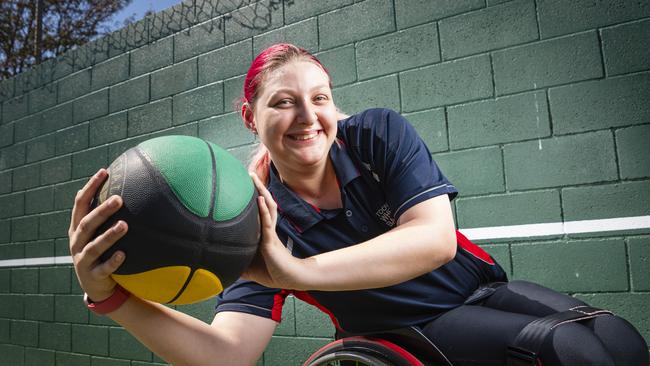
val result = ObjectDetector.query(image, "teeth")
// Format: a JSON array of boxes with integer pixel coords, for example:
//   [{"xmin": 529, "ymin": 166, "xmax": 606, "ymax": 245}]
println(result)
[{"xmin": 292, "ymin": 132, "xmax": 317, "ymax": 140}]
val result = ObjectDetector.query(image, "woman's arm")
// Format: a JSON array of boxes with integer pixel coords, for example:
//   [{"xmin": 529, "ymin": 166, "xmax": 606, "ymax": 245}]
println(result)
[
  {"xmin": 300, "ymin": 194, "xmax": 456, "ymax": 291},
  {"xmin": 245, "ymin": 174, "xmax": 456, "ymax": 292},
  {"xmin": 108, "ymin": 298, "xmax": 276, "ymax": 366}
]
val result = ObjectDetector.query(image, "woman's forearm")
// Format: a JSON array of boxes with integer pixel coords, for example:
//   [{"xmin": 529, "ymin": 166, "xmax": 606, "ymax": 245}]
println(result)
[
  {"xmin": 107, "ymin": 297, "xmax": 241, "ymax": 366},
  {"xmin": 296, "ymin": 197, "xmax": 457, "ymax": 291}
]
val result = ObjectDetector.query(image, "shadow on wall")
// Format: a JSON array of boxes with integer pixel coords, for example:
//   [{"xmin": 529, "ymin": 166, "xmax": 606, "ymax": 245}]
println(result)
[{"xmin": 0, "ymin": 0, "xmax": 293, "ymax": 100}]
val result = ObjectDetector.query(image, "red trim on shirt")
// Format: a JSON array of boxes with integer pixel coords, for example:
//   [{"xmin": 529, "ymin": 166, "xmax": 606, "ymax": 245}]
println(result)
[
  {"xmin": 456, "ymin": 230, "xmax": 495, "ymax": 265},
  {"xmin": 292, "ymin": 290, "xmax": 342, "ymax": 330},
  {"xmin": 271, "ymin": 289, "xmax": 291, "ymax": 322}
]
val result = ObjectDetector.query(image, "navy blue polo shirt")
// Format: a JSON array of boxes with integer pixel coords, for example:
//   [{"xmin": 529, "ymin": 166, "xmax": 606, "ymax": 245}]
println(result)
[{"xmin": 216, "ymin": 108, "xmax": 506, "ymax": 333}]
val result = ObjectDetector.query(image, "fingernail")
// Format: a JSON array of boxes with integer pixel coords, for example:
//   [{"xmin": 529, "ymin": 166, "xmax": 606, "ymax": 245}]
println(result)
[
  {"xmin": 114, "ymin": 252, "xmax": 124, "ymax": 262},
  {"xmin": 114, "ymin": 221, "xmax": 125, "ymax": 232},
  {"xmin": 109, "ymin": 196, "xmax": 120, "ymax": 208}
]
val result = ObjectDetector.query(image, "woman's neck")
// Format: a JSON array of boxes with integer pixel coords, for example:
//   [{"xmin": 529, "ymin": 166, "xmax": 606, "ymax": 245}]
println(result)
[{"xmin": 274, "ymin": 158, "xmax": 342, "ymax": 210}]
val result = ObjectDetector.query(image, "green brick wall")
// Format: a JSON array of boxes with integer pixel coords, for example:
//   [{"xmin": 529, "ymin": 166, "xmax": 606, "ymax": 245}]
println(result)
[{"xmin": 0, "ymin": 0, "xmax": 649, "ymax": 364}]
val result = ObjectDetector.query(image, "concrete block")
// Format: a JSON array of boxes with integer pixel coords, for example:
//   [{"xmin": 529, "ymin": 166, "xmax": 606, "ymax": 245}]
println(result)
[
  {"xmin": 151, "ymin": 59, "xmax": 198, "ymax": 100},
  {"xmin": 55, "ymin": 352, "xmax": 90, "ymax": 366},
  {"xmin": 284, "ymin": 0, "xmax": 353, "ymax": 23},
  {"xmin": 439, "ymin": 0, "xmax": 537, "ymax": 60},
  {"xmin": 72, "ymin": 324, "xmax": 109, "ymax": 356},
  {"xmin": 89, "ymin": 112, "xmax": 128, "ymax": 147},
  {"xmin": 333, "ymin": 75, "xmax": 400, "ymax": 115},
  {"xmin": 24, "ymin": 239, "xmax": 54, "ymax": 258},
  {"xmin": 57, "ymin": 70, "xmax": 91, "ymax": 103},
  {"xmin": 448, "ymin": 91, "xmax": 550, "ymax": 149},
  {"xmin": 39, "ymin": 321, "xmax": 71, "ymax": 351},
  {"xmin": 174, "ymin": 19, "xmax": 226, "ymax": 62},
  {"xmin": 456, "ymin": 189, "xmax": 561, "ymax": 228},
  {"xmin": 127, "ymin": 99, "xmax": 172, "ymax": 137},
  {"xmin": 316, "ymin": 45, "xmax": 357, "ymax": 87},
  {"xmin": 562, "ymin": 180, "xmax": 650, "ymax": 221},
  {"xmin": 73, "ymin": 89, "xmax": 109, "ymax": 123},
  {"xmin": 24, "ymin": 294, "xmax": 55, "ymax": 321},
  {"xmin": 400, "ymin": 55, "xmax": 492, "ymax": 111},
  {"xmin": 40, "ymin": 266, "xmax": 71, "ymax": 294},
  {"xmin": 26, "ymin": 134, "xmax": 55, "ymax": 163},
  {"xmin": 0, "ymin": 192, "xmax": 24, "ymax": 219},
  {"xmin": 0, "ymin": 123, "xmax": 13, "ymax": 148},
  {"xmin": 357, "ymin": 23, "xmax": 440, "ymax": 80},
  {"xmin": 14, "ymin": 113, "xmax": 41, "ymax": 142},
  {"xmin": 2, "ymin": 96, "xmax": 28, "ymax": 124},
  {"xmin": 173, "ymin": 82, "xmax": 224, "ymax": 125},
  {"xmin": 41, "ymin": 102, "xmax": 74, "ymax": 134},
  {"xmin": 0, "ymin": 143, "xmax": 26, "ymax": 170},
  {"xmin": 512, "ymin": 238, "xmax": 628, "ymax": 292},
  {"xmin": 25, "ymin": 348, "xmax": 55, "ymax": 365},
  {"xmin": 198, "ymin": 39, "xmax": 252, "ymax": 86},
  {"xmin": 0, "ymin": 294, "xmax": 23, "ymax": 318},
  {"xmin": 223, "ymin": 75, "xmax": 245, "ymax": 112},
  {"xmin": 148, "ymin": 1, "xmax": 194, "ymax": 41},
  {"xmin": 503, "ymin": 131, "xmax": 617, "ymax": 190},
  {"xmin": 601, "ymin": 18, "xmax": 650, "ymax": 76},
  {"xmin": 55, "ymin": 123, "xmax": 89, "ymax": 155},
  {"xmin": 295, "ymin": 299, "xmax": 336, "ymax": 337},
  {"xmin": 0, "ymin": 171, "xmax": 10, "ymax": 194},
  {"xmin": 225, "ymin": 0, "xmax": 284, "ymax": 45},
  {"xmin": 198, "ymin": 112, "xmax": 253, "ymax": 149},
  {"xmin": 319, "ymin": 0, "xmax": 395, "ymax": 50},
  {"xmin": 72, "ymin": 146, "xmax": 108, "ymax": 179},
  {"xmin": 54, "ymin": 179, "xmax": 84, "ymax": 211},
  {"xmin": 629, "ymin": 236, "xmax": 650, "ymax": 291},
  {"xmin": 25, "ymin": 186, "xmax": 54, "ymax": 214},
  {"xmin": 434, "ymin": 147, "xmax": 505, "ymax": 197},
  {"xmin": 55, "ymin": 295, "xmax": 88, "ymax": 323},
  {"xmin": 40, "ymin": 155, "xmax": 72, "ymax": 185},
  {"xmin": 28, "ymin": 85, "xmax": 57, "ymax": 114},
  {"xmin": 264, "ymin": 336, "xmax": 333, "ymax": 365},
  {"xmin": 616, "ymin": 124, "xmax": 650, "ymax": 179},
  {"xmin": 0, "ymin": 344, "xmax": 23, "ymax": 366},
  {"xmin": 493, "ymin": 31, "xmax": 603, "ymax": 95},
  {"xmin": 11, "ymin": 320, "xmax": 38, "ymax": 346},
  {"xmin": 107, "ymin": 19, "xmax": 148, "ymax": 58},
  {"xmin": 109, "ymin": 75, "xmax": 150, "ymax": 113},
  {"xmin": 12, "ymin": 163, "xmax": 40, "ymax": 191},
  {"xmin": 38, "ymin": 210, "xmax": 70, "ymax": 240},
  {"xmin": 395, "ymin": 0, "xmax": 484, "ymax": 29},
  {"xmin": 130, "ymin": 37, "xmax": 174, "ymax": 77},
  {"xmin": 403, "ymin": 108, "xmax": 448, "ymax": 153},
  {"xmin": 11, "ymin": 268, "xmax": 38, "ymax": 293},
  {"xmin": 91, "ymin": 54, "xmax": 129, "ymax": 91},
  {"xmin": 11, "ymin": 216, "xmax": 39, "ymax": 242},
  {"xmin": 253, "ymin": 18, "xmax": 318, "ymax": 55},
  {"xmin": 538, "ymin": 0, "xmax": 650, "ymax": 38},
  {"xmin": 109, "ymin": 327, "xmax": 153, "ymax": 361}
]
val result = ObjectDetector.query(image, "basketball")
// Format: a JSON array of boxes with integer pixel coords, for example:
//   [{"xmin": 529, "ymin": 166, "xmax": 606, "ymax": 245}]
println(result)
[{"xmin": 92, "ymin": 135, "xmax": 260, "ymax": 305}]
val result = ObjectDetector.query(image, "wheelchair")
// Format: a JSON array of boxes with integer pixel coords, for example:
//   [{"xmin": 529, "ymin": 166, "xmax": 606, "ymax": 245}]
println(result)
[{"xmin": 302, "ymin": 326, "xmax": 452, "ymax": 366}]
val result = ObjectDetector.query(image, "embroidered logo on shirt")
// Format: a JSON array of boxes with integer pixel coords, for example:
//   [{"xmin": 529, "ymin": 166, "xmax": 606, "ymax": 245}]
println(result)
[{"xmin": 376, "ymin": 203, "xmax": 396, "ymax": 227}]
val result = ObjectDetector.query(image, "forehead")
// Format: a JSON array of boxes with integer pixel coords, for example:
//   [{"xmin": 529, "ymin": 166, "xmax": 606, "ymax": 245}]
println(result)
[{"xmin": 261, "ymin": 61, "xmax": 330, "ymax": 92}]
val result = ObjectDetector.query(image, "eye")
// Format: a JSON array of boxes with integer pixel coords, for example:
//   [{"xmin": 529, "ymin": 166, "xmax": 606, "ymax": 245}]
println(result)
[
  {"xmin": 275, "ymin": 99, "xmax": 294, "ymax": 107},
  {"xmin": 314, "ymin": 94, "xmax": 329, "ymax": 102}
]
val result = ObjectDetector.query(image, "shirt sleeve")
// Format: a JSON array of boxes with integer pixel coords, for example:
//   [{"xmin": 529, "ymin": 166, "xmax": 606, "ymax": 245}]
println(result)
[
  {"xmin": 340, "ymin": 108, "xmax": 458, "ymax": 219},
  {"xmin": 215, "ymin": 279, "xmax": 289, "ymax": 323}
]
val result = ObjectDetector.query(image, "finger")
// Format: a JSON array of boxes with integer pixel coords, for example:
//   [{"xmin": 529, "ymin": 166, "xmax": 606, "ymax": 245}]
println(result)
[
  {"xmin": 71, "ymin": 195, "xmax": 123, "ymax": 255},
  {"xmin": 76, "ymin": 220, "xmax": 127, "ymax": 267},
  {"xmin": 251, "ymin": 173, "xmax": 277, "ymax": 222},
  {"xmin": 91, "ymin": 250, "xmax": 126, "ymax": 279},
  {"xmin": 257, "ymin": 196, "xmax": 275, "ymax": 231},
  {"xmin": 70, "ymin": 169, "xmax": 108, "ymax": 233}
]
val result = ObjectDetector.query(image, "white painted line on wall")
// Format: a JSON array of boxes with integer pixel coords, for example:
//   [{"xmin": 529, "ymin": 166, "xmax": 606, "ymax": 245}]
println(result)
[{"xmin": 1, "ymin": 215, "xmax": 649, "ymax": 268}]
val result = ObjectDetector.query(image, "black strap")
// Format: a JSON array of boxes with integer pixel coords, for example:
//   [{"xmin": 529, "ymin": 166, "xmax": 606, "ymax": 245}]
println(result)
[{"xmin": 507, "ymin": 306, "xmax": 613, "ymax": 366}]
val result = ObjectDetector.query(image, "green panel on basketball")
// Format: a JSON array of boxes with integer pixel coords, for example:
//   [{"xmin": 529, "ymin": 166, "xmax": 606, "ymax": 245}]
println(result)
[{"xmin": 94, "ymin": 135, "xmax": 260, "ymax": 305}]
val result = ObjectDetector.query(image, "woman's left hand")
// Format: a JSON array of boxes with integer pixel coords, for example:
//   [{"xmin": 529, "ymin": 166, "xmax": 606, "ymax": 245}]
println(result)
[{"xmin": 242, "ymin": 173, "xmax": 307, "ymax": 290}]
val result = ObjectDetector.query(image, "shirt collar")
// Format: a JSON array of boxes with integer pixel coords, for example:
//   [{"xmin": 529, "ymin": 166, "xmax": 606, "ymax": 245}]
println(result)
[{"xmin": 267, "ymin": 140, "xmax": 361, "ymax": 233}]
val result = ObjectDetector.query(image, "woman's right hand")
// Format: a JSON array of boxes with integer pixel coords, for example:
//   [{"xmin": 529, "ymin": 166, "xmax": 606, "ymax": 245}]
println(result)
[{"xmin": 68, "ymin": 168, "xmax": 129, "ymax": 302}]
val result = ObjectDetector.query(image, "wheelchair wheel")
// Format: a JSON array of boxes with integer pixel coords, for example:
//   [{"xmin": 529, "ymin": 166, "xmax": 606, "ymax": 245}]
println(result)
[{"xmin": 303, "ymin": 337, "xmax": 425, "ymax": 366}]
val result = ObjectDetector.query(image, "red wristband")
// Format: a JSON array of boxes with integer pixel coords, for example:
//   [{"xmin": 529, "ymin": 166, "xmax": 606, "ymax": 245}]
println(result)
[{"xmin": 84, "ymin": 285, "xmax": 131, "ymax": 315}]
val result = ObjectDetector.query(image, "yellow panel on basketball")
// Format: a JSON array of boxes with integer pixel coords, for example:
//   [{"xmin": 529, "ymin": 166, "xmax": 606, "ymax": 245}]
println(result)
[
  {"xmin": 113, "ymin": 266, "xmax": 191, "ymax": 304},
  {"xmin": 169, "ymin": 269, "xmax": 224, "ymax": 305}
]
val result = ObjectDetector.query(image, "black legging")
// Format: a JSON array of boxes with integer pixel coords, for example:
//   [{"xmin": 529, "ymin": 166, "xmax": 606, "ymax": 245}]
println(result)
[{"xmin": 421, "ymin": 281, "xmax": 649, "ymax": 366}]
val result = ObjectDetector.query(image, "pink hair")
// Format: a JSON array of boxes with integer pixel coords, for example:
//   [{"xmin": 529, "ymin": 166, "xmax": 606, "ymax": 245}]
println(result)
[{"xmin": 241, "ymin": 43, "xmax": 331, "ymax": 183}]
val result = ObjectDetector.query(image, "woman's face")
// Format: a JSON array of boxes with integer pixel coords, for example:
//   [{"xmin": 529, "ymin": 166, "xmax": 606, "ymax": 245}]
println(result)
[{"xmin": 251, "ymin": 61, "xmax": 338, "ymax": 173}]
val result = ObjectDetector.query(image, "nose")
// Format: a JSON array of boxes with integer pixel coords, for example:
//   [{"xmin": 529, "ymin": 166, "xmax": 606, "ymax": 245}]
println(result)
[{"xmin": 297, "ymin": 100, "xmax": 317, "ymax": 125}]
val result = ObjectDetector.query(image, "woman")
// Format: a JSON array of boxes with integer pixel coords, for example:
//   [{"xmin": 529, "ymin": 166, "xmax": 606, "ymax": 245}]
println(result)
[{"xmin": 69, "ymin": 43, "xmax": 648, "ymax": 366}]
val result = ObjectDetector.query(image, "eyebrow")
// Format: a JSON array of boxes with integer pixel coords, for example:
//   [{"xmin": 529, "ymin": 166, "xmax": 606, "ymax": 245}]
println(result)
[{"xmin": 270, "ymin": 84, "xmax": 330, "ymax": 97}]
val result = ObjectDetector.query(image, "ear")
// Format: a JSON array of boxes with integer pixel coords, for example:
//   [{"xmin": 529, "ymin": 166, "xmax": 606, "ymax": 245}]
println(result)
[{"xmin": 241, "ymin": 102, "xmax": 256, "ymax": 132}]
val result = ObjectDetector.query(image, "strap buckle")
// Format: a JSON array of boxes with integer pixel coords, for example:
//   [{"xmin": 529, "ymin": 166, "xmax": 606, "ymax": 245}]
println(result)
[{"xmin": 507, "ymin": 346, "xmax": 538, "ymax": 366}]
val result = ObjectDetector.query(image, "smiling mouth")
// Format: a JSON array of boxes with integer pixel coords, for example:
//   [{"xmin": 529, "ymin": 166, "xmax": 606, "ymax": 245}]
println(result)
[{"xmin": 288, "ymin": 131, "xmax": 320, "ymax": 141}]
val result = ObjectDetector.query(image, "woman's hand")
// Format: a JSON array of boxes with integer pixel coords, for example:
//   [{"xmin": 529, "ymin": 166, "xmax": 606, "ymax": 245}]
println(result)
[
  {"xmin": 68, "ymin": 169, "xmax": 129, "ymax": 302},
  {"xmin": 242, "ymin": 173, "xmax": 306, "ymax": 290}
]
